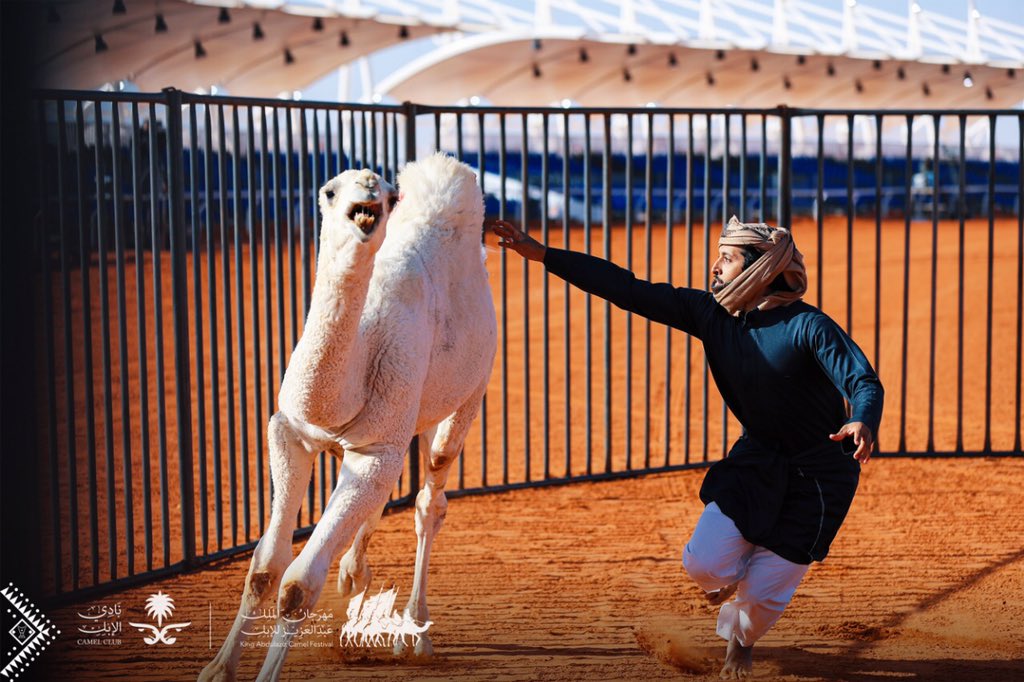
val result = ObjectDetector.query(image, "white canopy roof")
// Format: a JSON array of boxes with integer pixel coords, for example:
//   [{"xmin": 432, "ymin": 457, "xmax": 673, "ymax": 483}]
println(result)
[{"xmin": 34, "ymin": 0, "xmax": 1024, "ymax": 107}]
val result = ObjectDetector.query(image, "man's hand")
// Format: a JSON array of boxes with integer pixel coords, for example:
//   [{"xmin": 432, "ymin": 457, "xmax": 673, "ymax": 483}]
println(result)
[
  {"xmin": 491, "ymin": 219, "xmax": 546, "ymax": 262},
  {"xmin": 829, "ymin": 422, "xmax": 873, "ymax": 463}
]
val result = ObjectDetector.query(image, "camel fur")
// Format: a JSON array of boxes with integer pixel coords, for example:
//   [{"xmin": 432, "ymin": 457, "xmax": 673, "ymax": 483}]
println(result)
[{"xmin": 199, "ymin": 154, "xmax": 496, "ymax": 681}]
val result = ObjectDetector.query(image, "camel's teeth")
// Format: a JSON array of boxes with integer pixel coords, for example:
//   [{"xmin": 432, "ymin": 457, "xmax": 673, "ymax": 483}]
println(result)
[{"xmin": 353, "ymin": 212, "xmax": 377, "ymax": 233}]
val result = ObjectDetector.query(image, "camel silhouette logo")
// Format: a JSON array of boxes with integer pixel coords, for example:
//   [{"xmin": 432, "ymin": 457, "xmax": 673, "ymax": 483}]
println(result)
[
  {"xmin": 128, "ymin": 591, "xmax": 191, "ymax": 645},
  {"xmin": 340, "ymin": 586, "xmax": 431, "ymax": 649}
]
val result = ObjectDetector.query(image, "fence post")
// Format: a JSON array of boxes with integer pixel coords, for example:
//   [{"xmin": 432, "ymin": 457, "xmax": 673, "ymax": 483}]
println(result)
[
  {"xmin": 163, "ymin": 87, "xmax": 197, "ymax": 566},
  {"xmin": 402, "ymin": 101, "xmax": 420, "ymax": 497},
  {"xmin": 778, "ymin": 105, "xmax": 792, "ymax": 229}
]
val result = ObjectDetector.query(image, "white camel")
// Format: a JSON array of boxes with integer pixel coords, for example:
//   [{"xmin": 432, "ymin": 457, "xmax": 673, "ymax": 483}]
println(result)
[{"xmin": 199, "ymin": 154, "xmax": 497, "ymax": 681}]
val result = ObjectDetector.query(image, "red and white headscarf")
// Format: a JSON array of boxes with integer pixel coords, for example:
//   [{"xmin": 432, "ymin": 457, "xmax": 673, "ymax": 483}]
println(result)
[{"xmin": 713, "ymin": 215, "xmax": 808, "ymax": 316}]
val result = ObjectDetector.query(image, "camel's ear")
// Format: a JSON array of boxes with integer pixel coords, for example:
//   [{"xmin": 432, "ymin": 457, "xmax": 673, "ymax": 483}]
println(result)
[{"xmin": 727, "ymin": 215, "xmax": 742, "ymax": 228}]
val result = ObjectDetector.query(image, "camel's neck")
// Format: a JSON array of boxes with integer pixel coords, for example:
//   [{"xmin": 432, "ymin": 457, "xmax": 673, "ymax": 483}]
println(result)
[{"xmin": 278, "ymin": 231, "xmax": 376, "ymax": 425}]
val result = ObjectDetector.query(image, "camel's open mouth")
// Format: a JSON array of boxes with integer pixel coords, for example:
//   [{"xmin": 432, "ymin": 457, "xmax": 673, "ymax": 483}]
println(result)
[{"xmin": 347, "ymin": 202, "xmax": 382, "ymax": 234}]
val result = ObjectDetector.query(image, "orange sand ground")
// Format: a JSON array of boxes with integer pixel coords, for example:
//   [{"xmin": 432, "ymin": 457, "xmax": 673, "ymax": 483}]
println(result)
[
  {"xmin": 34, "ymin": 457, "xmax": 1024, "ymax": 681},
  {"xmin": 35, "ymin": 216, "xmax": 1023, "ymax": 591}
]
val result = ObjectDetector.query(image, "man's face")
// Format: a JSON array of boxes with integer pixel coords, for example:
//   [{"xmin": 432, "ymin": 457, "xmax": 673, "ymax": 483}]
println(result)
[{"xmin": 711, "ymin": 245, "xmax": 747, "ymax": 294}]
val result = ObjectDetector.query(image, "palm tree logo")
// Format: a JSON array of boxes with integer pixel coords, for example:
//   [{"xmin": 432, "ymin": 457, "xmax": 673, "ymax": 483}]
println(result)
[{"xmin": 128, "ymin": 591, "xmax": 191, "ymax": 645}]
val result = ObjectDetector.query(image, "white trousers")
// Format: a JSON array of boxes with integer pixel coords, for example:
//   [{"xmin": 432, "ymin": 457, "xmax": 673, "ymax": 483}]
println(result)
[{"xmin": 682, "ymin": 502, "xmax": 809, "ymax": 647}]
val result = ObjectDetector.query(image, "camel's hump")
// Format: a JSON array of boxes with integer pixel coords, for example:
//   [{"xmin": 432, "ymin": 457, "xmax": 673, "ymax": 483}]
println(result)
[{"xmin": 393, "ymin": 152, "xmax": 484, "ymax": 238}]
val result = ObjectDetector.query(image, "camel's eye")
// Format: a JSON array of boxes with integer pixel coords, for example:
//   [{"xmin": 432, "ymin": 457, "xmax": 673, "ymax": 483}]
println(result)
[{"xmin": 325, "ymin": 189, "xmax": 335, "ymax": 201}]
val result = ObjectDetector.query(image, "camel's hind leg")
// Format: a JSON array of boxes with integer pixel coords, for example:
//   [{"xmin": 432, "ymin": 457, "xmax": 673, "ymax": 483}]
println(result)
[
  {"xmin": 336, "ymin": 427, "xmax": 437, "ymax": 606},
  {"xmin": 396, "ymin": 388, "xmax": 486, "ymax": 658},
  {"xmin": 198, "ymin": 412, "xmax": 315, "ymax": 682}
]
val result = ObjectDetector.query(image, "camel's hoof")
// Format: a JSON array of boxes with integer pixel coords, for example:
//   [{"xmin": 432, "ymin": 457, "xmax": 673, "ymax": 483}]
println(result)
[
  {"xmin": 197, "ymin": 659, "xmax": 236, "ymax": 682},
  {"xmin": 413, "ymin": 635, "xmax": 434, "ymax": 658}
]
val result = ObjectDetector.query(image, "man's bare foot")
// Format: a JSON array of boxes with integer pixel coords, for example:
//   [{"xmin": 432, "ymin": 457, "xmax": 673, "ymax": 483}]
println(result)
[
  {"xmin": 705, "ymin": 582, "xmax": 738, "ymax": 606},
  {"xmin": 719, "ymin": 636, "xmax": 753, "ymax": 679}
]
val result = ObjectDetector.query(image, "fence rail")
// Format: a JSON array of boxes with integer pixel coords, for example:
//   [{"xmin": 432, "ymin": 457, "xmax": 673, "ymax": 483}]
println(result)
[{"xmin": 27, "ymin": 89, "xmax": 1023, "ymax": 604}]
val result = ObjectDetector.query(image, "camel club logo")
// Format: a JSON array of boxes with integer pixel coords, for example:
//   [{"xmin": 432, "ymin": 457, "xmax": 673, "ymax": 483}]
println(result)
[
  {"xmin": 128, "ymin": 591, "xmax": 191, "ymax": 645},
  {"xmin": 340, "ymin": 586, "xmax": 431, "ymax": 650}
]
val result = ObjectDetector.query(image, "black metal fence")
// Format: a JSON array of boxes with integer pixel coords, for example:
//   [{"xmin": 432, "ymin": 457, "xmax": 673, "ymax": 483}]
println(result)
[{"xmin": 27, "ymin": 89, "xmax": 1023, "ymax": 604}]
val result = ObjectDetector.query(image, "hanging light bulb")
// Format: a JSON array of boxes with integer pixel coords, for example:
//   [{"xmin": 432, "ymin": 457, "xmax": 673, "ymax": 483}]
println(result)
[
  {"xmin": 963, "ymin": 72, "xmax": 974, "ymax": 87},
  {"xmin": 627, "ymin": 43, "xmax": 637, "ymax": 56},
  {"xmin": 941, "ymin": 63, "xmax": 951, "ymax": 74},
  {"xmin": 623, "ymin": 68, "xmax": 632, "ymax": 82},
  {"xmin": 796, "ymin": 54, "xmax": 806, "ymax": 65},
  {"xmin": 532, "ymin": 63, "xmax": 542, "ymax": 78},
  {"xmin": 398, "ymin": 25, "xmax": 409, "ymax": 39},
  {"xmin": 95, "ymin": 34, "xmax": 108, "ymax": 52},
  {"xmin": 339, "ymin": 30, "xmax": 350, "ymax": 47},
  {"xmin": 706, "ymin": 72, "xmax": 716, "ymax": 86},
  {"xmin": 284, "ymin": 48, "xmax": 295, "ymax": 65},
  {"xmin": 715, "ymin": 49, "xmax": 725, "ymax": 60},
  {"xmin": 783, "ymin": 75, "xmax": 792, "ymax": 90},
  {"xmin": 855, "ymin": 79, "xmax": 864, "ymax": 93},
  {"xmin": 533, "ymin": 38, "xmax": 542, "ymax": 51},
  {"xmin": 218, "ymin": 7, "xmax": 230, "ymax": 24},
  {"xmin": 922, "ymin": 82, "xmax": 930, "ymax": 96},
  {"xmin": 112, "ymin": 0, "xmax": 126, "ymax": 15},
  {"xmin": 194, "ymin": 40, "xmax": 206, "ymax": 58},
  {"xmin": 579, "ymin": 47, "xmax": 589, "ymax": 63},
  {"xmin": 253, "ymin": 22, "xmax": 264, "ymax": 40},
  {"xmin": 312, "ymin": 17, "xmax": 324, "ymax": 32},
  {"xmin": 873, "ymin": 59, "xmax": 882, "ymax": 70},
  {"xmin": 154, "ymin": 13, "xmax": 168, "ymax": 33},
  {"xmin": 751, "ymin": 57, "xmax": 759, "ymax": 72},
  {"xmin": 897, "ymin": 66, "xmax": 906, "ymax": 80},
  {"xmin": 667, "ymin": 53, "xmax": 677, "ymax": 67},
  {"xmin": 985, "ymin": 86, "xmax": 994, "ymax": 99}
]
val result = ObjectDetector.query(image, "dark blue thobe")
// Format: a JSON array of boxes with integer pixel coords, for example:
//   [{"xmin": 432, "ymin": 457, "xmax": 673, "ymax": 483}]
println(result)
[{"xmin": 544, "ymin": 247, "xmax": 884, "ymax": 564}]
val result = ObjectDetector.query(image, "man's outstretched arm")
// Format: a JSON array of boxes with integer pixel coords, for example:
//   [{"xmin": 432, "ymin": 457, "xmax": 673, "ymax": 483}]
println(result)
[{"xmin": 491, "ymin": 219, "xmax": 715, "ymax": 336}]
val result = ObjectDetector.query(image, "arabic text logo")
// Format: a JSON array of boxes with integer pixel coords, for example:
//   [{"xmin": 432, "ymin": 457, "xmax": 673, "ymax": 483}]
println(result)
[
  {"xmin": 76, "ymin": 602, "xmax": 122, "ymax": 645},
  {"xmin": 128, "ymin": 591, "xmax": 191, "ymax": 645}
]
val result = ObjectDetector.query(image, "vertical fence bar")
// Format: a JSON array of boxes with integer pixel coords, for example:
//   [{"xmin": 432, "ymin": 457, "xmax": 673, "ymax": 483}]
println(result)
[
  {"xmin": 499, "ymin": 112, "xmax": 509, "ymax": 484},
  {"xmin": 111, "ymin": 101, "xmax": 135, "ymax": 576},
  {"xmin": 52, "ymin": 102, "xmax": 74, "ymax": 590},
  {"xmin": 874, "ymin": 114, "xmax": 883, "ymax": 376},
  {"xmin": 360, "ymin": 110, "xmax": 368, "ymax": 166},
  {"xmin": 759, "ymin": 115, "xmax": 767, "ymax": 222},
  {"xmin": 57, "ymin": 101, "xmax": 81, "ymax": 589},
  {"xmin": 702, "ymin": 114, "xmax": 711, "ymax": 462},
  {"xmin": 846, "ymin": 115, "xmax": 854, "ymax": 333},
  {"xmin": 76, "ymin": 99, "xmax": 100, "ymax": 584},
  {"xmin": 927, "ymin": 115, "xmax": 940, "ymax": 453},
  {"xmin": 164, "ymin": 89, "xmax": 196, "ymax": 566},
  {"xmin": 219, "ymin": 104, "xmax": 238, "ymax": 545},
  {"xmin": 312, "ymin": 110, "xmax": 326, "ymax": 516},
  {"xmin": 153, "ymin": 99, "xmax": 171, "ymax": 567},
  {"xmin": 541, "ymin": 113, "xmax": 550, "ymax": 481},
  {"xmin": 206, "ymin": 103, "xmax": 223, "ymax": 551},
  {"xmin": 584, "ymin": 113, "xmax": 593, "ymax": 475},
  {"xmin": 521, "ymin": 113, "xmax": 531, "ymax": 482},
  {"xmin": 643, "ymin": 112, "xmax": 654, "ymax": 467},
  {"xmin": 562, "ymin": 111, "xmax": 571, "ymax": 478},
  {"xmin": 779, "ymin": 107, "xmax": 792, "ymax": 233},
  {"xmin": 477, "ymin": 109, "xmax": 488, "ymax": 487},
  {"xmin": 1016, "ymin": 114, "xmax": 1023, "ymax": 454},
  {"xmin": 664, "ymin": 113, "xmax": 675, "ymax": 467},
  {"xmin": 287, "ymin": 108, "xmax": 297, "ymax": 358},
  {"xmin": 984, "ymin": 114, "xmax": 995, "ymax": 452},
  {"xmin": 403, "ymin": 103, "xmax": 420, "ymax": 495},
  {"xmin": 248, "ymin": 105, "xmax": 264, "ymax": 535},
  {"xmin": 261, "ymin": 105, "xmax": 273, "ymax": 525},
  {"xmin": 602, "ymin": 113, "xmax": 612, "ymax": 473},
  {"xmin": 957, "ymin": 115, "xmax": 966, "ymax": 452},
  {"xmin": 233, "ymin": 105, "xmax": 251, "ymax": 542},
  {"xmin": 899, "ymin": 115, "xmax": 912, "ymax": 453},
  {"xmin": 36, "ymin": 101, "xmax": 61, "ymax": 591},
  {"xmin": 94, "ymin": 98, "xmax": 118, "ymax": 580},
  {"xmin": 721, "ymin": 114, "xmax": 730, "ymax": 457},
  {"xmin": 684, "ymin": 114, "xmax": 694, "ymax": 464},
  {"xmin": 816, "ymin": 115, "xmax": 824, "ymax": 308},
  {"xmin": 740, "ymin": 115, "xmax": 747, "ymax": 220},
  {"xmin": 624, "ymin": 115, "xmax": 634, "ymax": 471},
  {"xmin": 190, "ymin": 102, "xmax": 208, "ymax": 556}
]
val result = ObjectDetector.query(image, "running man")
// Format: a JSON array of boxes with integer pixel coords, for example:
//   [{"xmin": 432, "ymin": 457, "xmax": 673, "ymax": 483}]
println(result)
[{"xmin": 491, "ymin": 216, "xmax": 883, "ymax": 679}]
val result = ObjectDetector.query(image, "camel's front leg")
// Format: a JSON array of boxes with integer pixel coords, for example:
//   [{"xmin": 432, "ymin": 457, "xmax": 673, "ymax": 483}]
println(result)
[
  {"xmin": 255, "ymin": 444, "xmax": 406, "ymax": 682},
  {"xmin": 199, "ymin": 413, "xmax": 315, "ymax": 682},
  {"xmin": 396, "ymin": 387, "xmax": 485, "ymax": 658}
]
